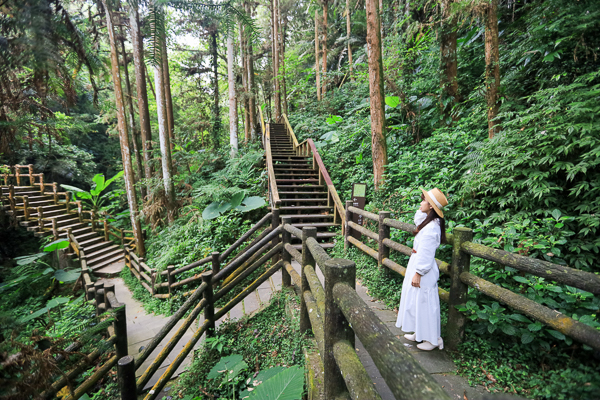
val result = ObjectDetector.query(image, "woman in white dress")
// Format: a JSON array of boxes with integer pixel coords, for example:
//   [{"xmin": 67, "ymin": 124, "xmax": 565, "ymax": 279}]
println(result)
[{"xmin": 396, "ymin": 187, "xmax": 448, "ymax": 351}]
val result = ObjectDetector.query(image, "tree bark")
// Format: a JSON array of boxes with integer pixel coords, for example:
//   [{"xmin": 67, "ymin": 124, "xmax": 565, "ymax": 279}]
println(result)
[
  {"xmin": 246, "ymin": 2, "xmax": 257, "ymax": 140},
  {"xmin": 227, "ymin": 34, "xmax": 238, "ymax": 156},
  {"xmin": 321, "ymin": 0, "xmax": 328, "ymax": 98},
  {"xmin": 161, "ymin": 37, "xmax": 175, "ymax": 148},
  {"xmin": 128, "ymin": 0, "xmax": 154, "ymax": 195},
  {"xmin": 315, "ymin": 11, "xmax": 321, "ymax": 101},
  {"xmin": 280, "ymin": 9, "xmax": 288, "ymax": 116},
  {"xmin": 366, "ymin": 0, "xmax": 387, "ymax": 190},
  {"xmin": 210, "ymin": 30, "xmax": 221, "ymax": 145},
  {"xmin": 118, "ymin": 29, "xmax": 145, "ymax": 200},
  {"xmin": 272, "ymin": 0, "xmax": 281, "ymax": 120},
  {"xmin": 101, "ymin": 0, "xmax": 145, "ymax": 256},
  {"xmin": 239, "ymin": 21, "xmax": 250, "ymax": 142},
  {"xmin": 440, "ymin": 0, "xmax": 459, "ymax": 125},
  {"xmin": 346, "ymin": 0, "xmax": 353, "ymax": 79},
  {"xmin": 485, "ymin": 0, "xmax": 500, "ymax": 139}
]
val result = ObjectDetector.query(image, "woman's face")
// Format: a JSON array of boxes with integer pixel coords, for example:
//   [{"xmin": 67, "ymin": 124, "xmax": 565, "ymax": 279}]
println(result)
[{"xmin": 419, "ymin": 198, "xmax": 432, "ymax": 213}]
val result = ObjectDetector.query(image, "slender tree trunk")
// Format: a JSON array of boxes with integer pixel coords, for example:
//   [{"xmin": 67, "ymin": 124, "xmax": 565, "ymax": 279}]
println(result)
[
  {"xmin": 161, "ymin": 37, "xmax": 175, "ymax": 148},
  {"xmin": 101, "ymin": 0, "xmax": 145, "ymax": 256},
  {"xmin": 210, "ymin": 30, "xmax": 221, "ymax": 145},
  {"xmin": 321, "ymin": 0, "xmax": 328, "ymax": 98},
  {"xmin": 315, "ymin": 11, "xmax": 321, "ymax": 101},
  {"xmin": 366, "ymin": 0, "xmax": 387, "ymax": 190},
  {"xmin": 119, "ymin": 30, "xmax": 146, "ymax": 200},
  {"xmin": 239, "ymin": 21, "xmax": 250, "ymax": 142},
  {"xmin": 379, "ymin": 0, "xmax": 384, "ymax": 39},
  {"xmin": 440, "ymin": 0, "xmax": 459, "ymax": 125},
  {"xmin": 346, "ymin": 0, "xmax": 353, "ymax": 79},
  {"xmin": 272, "ymin": 0, "xmax": 281, "ymax": 120},
  {"xmin": 128, "ymin": 0, "xmax": 154, "ymax": 196},
  {"xmin": 227, "ymin": 35, "xmax": 238, "ymax": 156},
  {"xmin": 246, "ymin": 2, "xmax": 257, "ymax": 140},
  {"xmin": 485, "ymin": 0, "xmax": 500, "ymax": 138},
  {"xmin": 279, "ymin": 4, "xmax": 288, "ymax": 115}
]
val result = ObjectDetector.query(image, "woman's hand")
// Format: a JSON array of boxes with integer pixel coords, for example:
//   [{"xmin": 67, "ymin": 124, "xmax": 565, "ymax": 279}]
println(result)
[{"xmin": 411, "ymin": 273, "xmax": 422, "ymax": 288}]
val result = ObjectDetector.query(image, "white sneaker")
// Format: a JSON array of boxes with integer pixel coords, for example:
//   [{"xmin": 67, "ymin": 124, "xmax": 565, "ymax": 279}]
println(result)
[
  {"xmin": 417, "ymin": 337, "xmax": 444, "ymax": 351},
  {"xmin": 403, "ymin": 333, "xmax": 417, "ymax": 342}
]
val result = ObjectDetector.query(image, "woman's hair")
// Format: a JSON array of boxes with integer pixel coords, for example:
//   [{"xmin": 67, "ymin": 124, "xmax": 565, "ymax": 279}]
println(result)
[{"xmin": 415, "ymin": 193, "xmax": 447, "ymax": 244}]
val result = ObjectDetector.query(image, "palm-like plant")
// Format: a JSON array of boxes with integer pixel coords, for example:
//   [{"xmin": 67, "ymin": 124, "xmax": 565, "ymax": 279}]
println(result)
[{"xmin": 61, "ymin": 171, "xmax": 124, "ymax": 212}]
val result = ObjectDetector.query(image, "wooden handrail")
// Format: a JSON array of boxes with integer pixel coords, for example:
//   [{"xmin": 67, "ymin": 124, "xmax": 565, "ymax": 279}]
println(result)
[
  {"xmin": 265, "ymin": 125, "xmax": 281, "ymax": 208},
  {"xmin": 282, "ymin": 114, "xmax": 299, "ymax": 148}
]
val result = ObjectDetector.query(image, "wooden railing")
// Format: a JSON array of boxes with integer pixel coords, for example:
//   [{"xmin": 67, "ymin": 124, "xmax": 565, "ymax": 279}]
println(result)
[
  {"xmin": 125, "ymin": 212, "xmax": 277, "ymax": 300},
  {"xmin": 282, "ymin": 114, "xmax": 346, "ymax": 231},
  {"xmin": 40, "ymin": 237, "xmax": 130, "ymax": 400},
  {"xmin": 264, "ymin": 122, "xmax": 281, "ymax": 210},
  {"xmin": 344, "ymin": 204, "xmax": 600, "ymax": 352}
]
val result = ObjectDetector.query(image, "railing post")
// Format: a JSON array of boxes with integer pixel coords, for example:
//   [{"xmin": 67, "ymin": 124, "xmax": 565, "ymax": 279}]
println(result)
[
  {"xmin": 28, "ymin": 164, "xmax": 33, "ymax": 186},
  {"xmin": 167, "ymin": 265, "xmax": 175, "ymax": 295},
  {"xmin": 114, "ymin": 302, "xmax": 128, "ymax": 359},
  {"xmin": 211, "ymin": 252, "xmax": 220, "ymax": 284},
  {"xmin": 202, "ymin": 271, "xmax": 215, "ymax": 338},
  {"xmin": 52, "ymin": 182, "xmax": 58, "ymax": 204},
  {"xmin": 8, "ymin": 185, "xmax": 15, "ymax": 212},
  {"xmin": 94, "ymin": 282, "xmax": 105, "ymax": 316},
  {"xmin": 378, "ymin": 211, "xmax": 391, "ymax": 270},
  {"xmin": 118, "ymin": 355, "xmax": 136, "ymax": 400},
  {"xmin": 37, "ymin": 206, "xmax": 44, "ymax": 232},
  {"xmin": 281, "ymin": 217, "xmax": 292, "ymax": 287},
  {"xmin": 77, "ymin": 201, "xmax": 83, "ymax": 223},
  {"xmin": 344, "ymin": 200, "xmax": 353, "ymax": 250},
  {"xmin": 323, "ymin": 257, "xmax": 356, "ymax": 398},
  {"xmin": 151, "ymin": 270, "xmax": 156, "ymax": 296},
  {"xmin": 66, "ymin": 228, "xmax": 73, "ymax": 252},
  {"xmin": 52, "ymin": 218, "xmax": 58, "ymax": 241},
  {"xmin": 15, "ymin": 168, "xmax": 20, "ymax": 186},
  {"xmin": 446, "ymin": 227, "xmax": 473, "ymax": 351},
  {"xmin": 104, "ymin": 220, "xmax": 109, "ymax": 241},
  {"xmin": 22, "ymin": 195, "xmax": 29, "ymax": 220},
  {"xmin": 120, "ymin": 228, "xmax": 125, "ymax": 246},
  {"xmin": 91, "ymin": 210, "xmax": 96, "ymax": 232},
  {"xmin": 271, "ymin": 206, "xmax": 281, "ymax": 264},
  {"xmin": 39, "ymin": 174, "xmax": 44, "ymax": 194},
  {"xmin": 65, "ymin": 191, "xmax": 70, "ymax": 213},
  {"xmin": 104, "ymin": 282, "xmax": 115, "ymax": 310},
  {"xmin": 301, "ymin": 227, "xmax": 317, "ymax": 334}
]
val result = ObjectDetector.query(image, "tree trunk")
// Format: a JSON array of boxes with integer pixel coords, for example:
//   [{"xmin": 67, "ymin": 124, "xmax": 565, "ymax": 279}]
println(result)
[
  {"xmin": 161, "ymin": 37, "xmax": 175, "ymax": 148},
  {"xmin": 440, "ymin": 0, "xmax": 459, "ymax": 125},
  {"xmin": 315, "ymin": 10, "xmax": 321, "ymax": 101},
  {"xmin": 485, "ymin": 0, "xmax": 500, "ymax": 139},
  {"xmin": 346, "ymin": 0, "xmax": 353, "ymax": 79},
  {"xmin": 279, "ymin": 2, "xmax": 288, "ymax": 115},
  {"xmin": 101, "ymin": 0, "xmax": 145, "ymax": 256},
  {"xmin": 239, "ymin": 21, "xmax": 250, "ymax": 142},
  {"xmin": 272, "ymin": 0, "xmax": 281, "ymax": 120},
  {"xmin": 366, "ymin": 0, "xmax": 387, "ymax": 190},
  {"xmin": 321, "ymin": 0, "xmax": 328, "ymax": 98},
  {"xmin": 128, "ymin": 0, "xmax": 154, "ymax": 196},
  {"xmin": 227, "ymin": 34, "xmax": 238, "ymax": 156},
  {"xmin": 210, "ymin": 30, "xmax": 221, "ymax": 145},
  {"xmin": 119, "ymin": 29, "xmax": 145, "ymax": 200},
  {"xmin": 246, "ymin": 2, "xmax": 257, "ymax": 140}
]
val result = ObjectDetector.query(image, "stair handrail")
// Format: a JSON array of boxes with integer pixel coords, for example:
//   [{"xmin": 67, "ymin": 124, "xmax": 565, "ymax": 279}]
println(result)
[
  {"xmin": 259, "ymin": 104, "xmax": 266, "ymax": 147},
  {"xmin": 280, "ymin": 116, "xmax": 346, "ymax": 231},
  {"xmin": 264, "ymin": 124, "xmax": 281, "ymax": 209}
]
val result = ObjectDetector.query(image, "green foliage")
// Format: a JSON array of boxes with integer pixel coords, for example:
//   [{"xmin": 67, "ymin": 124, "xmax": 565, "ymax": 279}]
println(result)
[{"xmin": 61, "ymin": 171, "xmax": 124, "ymax": 211}]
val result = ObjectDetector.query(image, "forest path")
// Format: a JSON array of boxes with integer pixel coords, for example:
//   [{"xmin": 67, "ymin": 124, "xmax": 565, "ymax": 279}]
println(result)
[{"xmin": 97, "ymin": 270, "xmax": 283, "ymax": 393}]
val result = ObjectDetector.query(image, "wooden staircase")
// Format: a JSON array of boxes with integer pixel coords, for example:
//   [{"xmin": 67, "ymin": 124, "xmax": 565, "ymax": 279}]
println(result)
[
  {"xmin": 268, "ymin": 123, "xmax": 340, "ymax": 249},
  {"xmin": 1, "ymin": 184, "xmax": 124, "ymax": 273}
]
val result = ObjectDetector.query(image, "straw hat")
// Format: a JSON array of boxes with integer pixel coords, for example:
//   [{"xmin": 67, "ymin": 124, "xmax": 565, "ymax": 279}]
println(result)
[{"xmin": 420, "ymin": 187, "xmax": 448, "ymax": 218}]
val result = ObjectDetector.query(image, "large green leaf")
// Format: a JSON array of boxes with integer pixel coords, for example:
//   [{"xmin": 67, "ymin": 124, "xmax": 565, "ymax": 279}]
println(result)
[
  {"xmin": 240, "ymin": 367, "xmax": 286, "ymax": 399},
  {"xmin": 105, "ymin": 170, "xmax": 124, "ymax": 187},
  {"xmin": 247, "ymin": 365, "xmax": 304, "ymax": 400},
  {"xmin": 208, "ymin": 354, "xmax": 247, "ymax": 380},
  {"xmin": 61, "ymin": 184, "xmax": 92, "ymax": 200},
  {"xmin": 47, "ymin": 296, "xmax": 70, "ymax": 309},
  {"xmin": 235, "ymin": 196, "xmax": 265, "ymax": 212},
  {"xmin": 44, "ymin": 239, "xmax": 69, "ymax": 252},
  {"xmin": 91, "ymin": 173, "xmax": 106, "ymax": 196},
  {"xmin": 202, "ymin": 201, "xmax": 233, "ymax": 220},
  {"xmin": 20, "ymin": 307, "xmax": 48, "ymax": 323},
  {"xmin": 14, "ymin": 253, "xmax": 46, "ymax": 265},
  {"xmin": 54, "ymin": 269, "xmax": 80, "ymax": 283},
  {"xmin": 385, "ymin": 96, "xmax": 400, "ymax": 108},
  {"xmin": 230, "ymin": 191, "xmax": 246, "ymax": 208}
]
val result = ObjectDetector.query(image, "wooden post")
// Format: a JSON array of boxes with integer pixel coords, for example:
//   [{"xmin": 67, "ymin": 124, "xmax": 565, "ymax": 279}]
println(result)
[
  {"xmin": 37, "ymin": 206, "xmax": 44, "ymax": 232},
  {"xmin": 15, "ymin": 168, "xmax": 20, "ymax": 186},
  {"xmin": 211, "ymin": 252, "xmax": 220, "ymax": 283},
  {"xmin": 77, "ymin": 201, "xmax": 83, "ymax": 223},
  {"xmin": 117, "ymin": 355, "xmax": 136, "ymax": 400},
  {"xmin": 323, "ymin": 257, "xmax": 356, "ymax": 398},
  {"xmin": 344, "ymin": 200, "xmax": 353, "ymax": 250},
  {"xmin": 28, "ymin": 164, "xmax": 34, "ymax": 186},
  {"xmin": 151, "ymin": 270, "xmax": 156, "ymax": 296},
  {"xmin": 91, "ymin": 211, "xmax": 96, "ymax": 232},
  {"xmin": 281, "ymin": 217, "xmax": 292, "ymax": 287},
  {"xmin": 114, "ymin": 302, "xmax": 128, "ymax": 359},
  {"xmin": 446, "ymin": 227, "xmax": 473, "ymax": 351},
  {"xmin": 104, "ymin": 282, "xmax": 115, "ymax": 310},
  {"xmin": 67, "ymin": 228, "xmax": 73, "ymax": 252},
  {"xmin": 52, "ymin": 218, "xmax": 58, "ymax": 241},
  {"xmin": 378, "ymin": 211, "xmax": 390, "ymax": 269},
  {"xmin": 301, "ymin": 227, "xmax": 317, "ymax": 334},
  {"xmin": 120, "ymin": 228, "xmax": 125, "ymax": 246},
  {"xmin": 39, "ymin": 174, "xmax": 44, "ymax": 194},
  {"xmin": 86, "ymin": 280, "xmax": 95, "ymax": 301},
  {"xmin": 271, "ymin": 207, "xmax": 281, "ymax": 264},
  {"xmin": 8, "ymin": 185, "xmax": 15, "ymax": 212},
  {"xmin": 104, "ymin": 220, "xmax": 109, "ymax": 242},
  {"xmin": 202, "ymin": 271, "xmax": 215, "ymax": 338},
  {"xmin": 65, "ymin": 192, "xmax": 71, "ymax": 213},
  {"xmin": 23, "ymin": 195, "xmax": 29, "ymax": 220},
  {"xmin": 94, "ymin": 282, "xmax": 105, "ymax": 316},
  {"xmin": 52, "ymin": 182, "xmax": 58, "ymax": 204},
  {"xmin": 167, "ymin": 265, "xmax": 175, "ymax": 295}
]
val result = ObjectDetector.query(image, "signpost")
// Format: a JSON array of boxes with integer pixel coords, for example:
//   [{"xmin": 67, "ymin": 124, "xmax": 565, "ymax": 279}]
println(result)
[{"xmin": 351, "ymin": 183, "xmax": 366, "ymax": 240}]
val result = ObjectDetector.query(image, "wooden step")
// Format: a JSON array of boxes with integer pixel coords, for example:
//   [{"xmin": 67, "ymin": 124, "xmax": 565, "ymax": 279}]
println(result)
[
  {"xmin": 276, "ymin": 179, "xmax": 320, "ymax": 183},
  {"xmin": 277, "ymin": 185, "xmax": 325, "ymax": 189},
  {"xmin": 280, "ymin": 214, "xmax": 333, "ymax": 219},
  {"xmin": 89, "ymin": 248, "xmax": 124, "ymax": 269},
  {"xmin": 87, "ymin": 244, "xmax": 122, "ymax": 263},
  {"xmin": 79, "ymin": 236, "xmax": 104, "ymax": 247},
  {"xmin": 90, "ymin": 253, "xmax": 125, "ymax": 273},
  {"xmin": 279, "ymin": 198, "xmax": 328, "ymax": 203},
  {"xmin": 85, "ymin": 240, "xmax": 114, "ymax": 254},
  {"xmin": 290, "ymin": 222, "xmax": 340, "ymax": 228},
  {"xmin": 278, "ymin": 206, "xmax": 332, "ymax": 211}
]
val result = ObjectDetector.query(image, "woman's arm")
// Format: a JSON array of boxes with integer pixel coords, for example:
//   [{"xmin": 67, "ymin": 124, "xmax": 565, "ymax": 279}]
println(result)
[{"xmin": 413, "ymin": 230, "xmax": 440, "ymax": 276}]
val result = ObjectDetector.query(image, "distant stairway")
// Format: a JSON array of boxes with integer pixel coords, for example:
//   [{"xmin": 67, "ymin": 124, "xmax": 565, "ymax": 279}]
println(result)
[
  {"xmin": 1, "ymin": 168, "xmax": 124, "ymax": 273},
  {"xmin": 267, "ymin": 123, "xmax": 341, "ymax": 250}
]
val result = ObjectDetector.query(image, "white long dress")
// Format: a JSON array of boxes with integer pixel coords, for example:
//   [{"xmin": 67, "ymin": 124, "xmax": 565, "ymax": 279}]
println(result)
[{"xmin": 395, "ymin": 210, "xmax": 441, "ymax": 344}]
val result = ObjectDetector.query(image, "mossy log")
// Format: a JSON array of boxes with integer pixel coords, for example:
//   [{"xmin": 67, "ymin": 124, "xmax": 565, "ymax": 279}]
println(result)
[
  {"xmin": 332, "ymin": 339, "xmax": 382, "ymax": 400},
  {"xmin": 461, "ymin": 271, "xmax": 600, "ymax": 351},
  {"xmin": 348, "ymin": 205, "xmax": 378, "ymax": 221},
  {"xmin": 348, "ymin": 220, "xmax": 379, "ymax": 241},
  {"xmin": 305, "ymin": 264, "xmax": 325, "ymax": 316}
]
